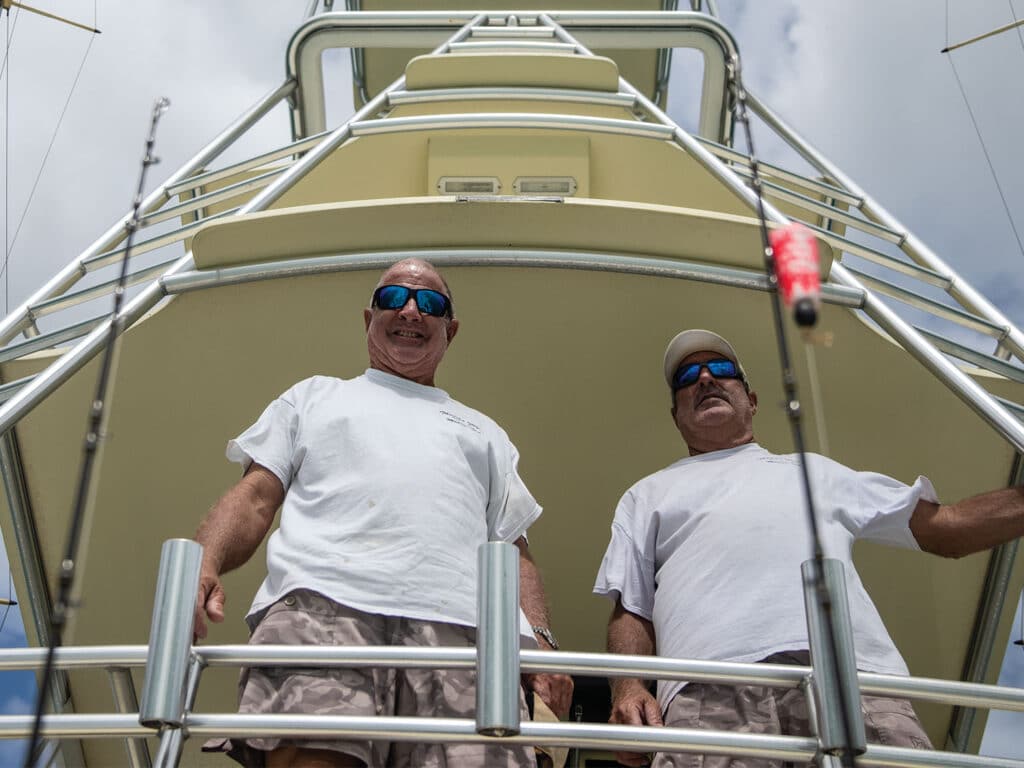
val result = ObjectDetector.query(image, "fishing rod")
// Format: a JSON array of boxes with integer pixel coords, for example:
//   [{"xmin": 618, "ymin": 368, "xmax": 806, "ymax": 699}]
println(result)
[
  {"xmin": 23, "ymin": 96, "xmax": 170, "ymax": 768},
  {"xmin": 726, "ymin": 57, "xmax": 861, "ymax": 768}
]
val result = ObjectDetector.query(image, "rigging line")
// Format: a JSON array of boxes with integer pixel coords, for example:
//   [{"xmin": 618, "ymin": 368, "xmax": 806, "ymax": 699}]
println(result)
[
  {"xmin": 1011, "ymin": 0, "xmax": 1024, "ymax": 55},
  {"xmin": 944, "ymin": 53, "xmax": 1024, "ymax": 261},
  {"xmin": 0, "ymin": 30, "xmax": 96, "ymax": 280},
  {"xmin": 0, "ymin": 2, "xmax": 19, "ymax": 80}
]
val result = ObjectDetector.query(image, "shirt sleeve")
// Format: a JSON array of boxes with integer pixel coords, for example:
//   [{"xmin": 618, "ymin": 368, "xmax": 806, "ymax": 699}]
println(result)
[
  {"xmin": 487, "ymin": 440, "xmax": 542, "ymax": 543},
  {"xmin": 225, "ymin": 388, "xmax": 302, "ymax": 490},
  {"xmin": 593, "ymin": 489, "xmax": 656, "ymax": 621},
  {"xmin": 850, "ymin": 470, "xmax": 938, "ymax": 549}
]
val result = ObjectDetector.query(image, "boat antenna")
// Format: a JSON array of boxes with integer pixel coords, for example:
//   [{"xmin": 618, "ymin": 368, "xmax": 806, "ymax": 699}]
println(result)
[
  {"xmin": 23, "ymin": 96, "xmax": 170, "ymax": 768},
  {"xmin": 726, "ymin": 56, "xmax": 861, "ymax": 768}
]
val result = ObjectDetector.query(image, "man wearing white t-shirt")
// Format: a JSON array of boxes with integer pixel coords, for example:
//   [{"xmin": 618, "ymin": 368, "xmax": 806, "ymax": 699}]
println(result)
[
  {"xmin": 193, "ymin": 259, "xmax": 571, "ymax": 768},
  {"xmin": 594, "ymin": 329, "xmax": 1024, "ymax": 768}
]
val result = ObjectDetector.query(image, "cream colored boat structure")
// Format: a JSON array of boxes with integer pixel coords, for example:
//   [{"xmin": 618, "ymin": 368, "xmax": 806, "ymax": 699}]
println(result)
[{"xmin": 1, "ymin": 3, "xmax": 1024, "ymax": 766}]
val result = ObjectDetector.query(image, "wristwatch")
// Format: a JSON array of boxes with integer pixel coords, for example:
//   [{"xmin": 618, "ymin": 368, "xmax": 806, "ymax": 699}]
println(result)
[{"xmin": 531, "ymin": 625, "xmax": 559, "ymax": 650}]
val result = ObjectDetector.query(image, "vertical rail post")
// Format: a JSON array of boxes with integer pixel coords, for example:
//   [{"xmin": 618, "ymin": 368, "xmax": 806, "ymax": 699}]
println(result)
[
  {"xmin": 109, "ymin": 667, "xmax": 153, "ymax": 768},
  {"xmin": 476, "ymin": 541, "xmax": 521, "ymax": 736},
  {"xmin": 139, "ymin": 539, "xmax": 203, "ymax": 729},
  {"xmin": 801, "ymin": 559, "xmax": 866, "ymax": 756}
]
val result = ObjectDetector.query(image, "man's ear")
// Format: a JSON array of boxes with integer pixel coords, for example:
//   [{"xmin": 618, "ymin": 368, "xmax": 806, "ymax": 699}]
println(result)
[
  {"xmin": 446, "ymin": 318, "xmax": 460, "ymax": 344},
  {"xmin": 748, "ymin": 389, "xmax": 758, "ymax": 414},
  {"xmin": 363, "ymin": 307, "xmax": 372, "ymax": 331}
]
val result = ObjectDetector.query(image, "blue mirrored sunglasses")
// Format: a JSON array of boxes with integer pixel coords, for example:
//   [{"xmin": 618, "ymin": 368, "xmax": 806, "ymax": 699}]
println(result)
[
  {"xmin": 672, "ymin": 359, "xmax": 742, "ymax": 391},
  {"xmin": 372, "ymin": 284, "xmax": 452, "ymax": 318}
]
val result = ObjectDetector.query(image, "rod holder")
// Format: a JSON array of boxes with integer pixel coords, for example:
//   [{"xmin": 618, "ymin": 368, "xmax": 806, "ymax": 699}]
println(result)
[
  {"xmin": 139, "ymin": 539, "xmax": 203, "ymax": 728},
  {"xmin": 476, "ymin": 541, "xmax": 521, "ymax": 736},
  {"xmin": 801, "ymin": 557, "xmax": 867, "ymax": 755}
]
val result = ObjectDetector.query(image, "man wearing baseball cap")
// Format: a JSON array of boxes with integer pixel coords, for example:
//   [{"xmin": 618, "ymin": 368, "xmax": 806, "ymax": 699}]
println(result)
[{"xmin": 593, "ymin": 329, "xmax": 1024, "ymax": 767}]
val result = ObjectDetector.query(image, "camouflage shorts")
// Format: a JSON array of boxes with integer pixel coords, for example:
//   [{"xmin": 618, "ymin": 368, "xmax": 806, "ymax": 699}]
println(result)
[
  {"xmin": 651, "ymin": 651, "xmax": 932, "ymax": 768},
  {"xmin": 204, "ymin": 589, "xmax": 536, "ymax": 768}
]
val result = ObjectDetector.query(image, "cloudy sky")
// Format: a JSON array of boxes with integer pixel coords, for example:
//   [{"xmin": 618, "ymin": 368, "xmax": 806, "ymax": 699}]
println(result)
[{"xmin": 1, "ymin": 0, "xmax": 1023, "ymax": 763}]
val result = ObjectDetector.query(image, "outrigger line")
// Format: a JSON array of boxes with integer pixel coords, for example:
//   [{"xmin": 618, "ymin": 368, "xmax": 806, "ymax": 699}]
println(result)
[
  {"xmin": 23, "ymin": 97, "xmax": 170, "ymax": 768},
  {"xmin": 727, "ymin": 55, "xmax": 861, "ymax": 768}
]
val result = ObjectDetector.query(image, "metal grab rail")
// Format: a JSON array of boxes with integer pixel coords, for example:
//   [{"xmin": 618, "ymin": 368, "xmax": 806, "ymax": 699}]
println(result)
[{"xmin": 4, "ymin": 540, "xmax": 1024, "ymax": 767}]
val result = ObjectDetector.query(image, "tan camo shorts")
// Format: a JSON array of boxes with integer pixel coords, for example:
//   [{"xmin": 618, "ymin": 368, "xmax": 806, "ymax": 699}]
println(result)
[
  {"xmin": 204, "ymin": 589, "xmax": 536, "ymax": 768},
  {"xmin": 651, "ymin": 651, "xmax": 932, "ymax": 768}
]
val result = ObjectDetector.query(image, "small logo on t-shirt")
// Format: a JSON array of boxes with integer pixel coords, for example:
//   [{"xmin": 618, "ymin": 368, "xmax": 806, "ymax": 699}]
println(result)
[{"xmin": 440, "ymin": 409, "xmax": 482, "ymax": 433}]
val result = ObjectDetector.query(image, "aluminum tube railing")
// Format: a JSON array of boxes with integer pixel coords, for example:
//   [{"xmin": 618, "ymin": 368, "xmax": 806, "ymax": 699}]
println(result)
[
  {"xmin": 158, "ymin": 248, "xmax": 864, "ymax": 308},
  {"xmin": 6, "ymin": 645, "xmax": 1024, "ymax": 714},
  {"xmin": 743, "ymin": 89, "xmax": 1024, "ymax": 362},
  {"xmin": 4, "ymin": 712, "xmax": 1024, "ymax": 768},
  {"xmin": 163, "ymin": 130, "xmax": 328, "ymax": 198},
  {"xmin": 139, "ymin": 540, "xmax": 203, "ymax": 728},
  {"xmin": 349, "ymin": 112, "xmax": 675, "ymax": 139},
  {"xmin": 844, "ymin": 268, "xmax": 1007, "ymax": 338},
  {"xmin": 0, "ymin": 80, "xmax": 295, "ymax": 347},
  {"xmin": 139, "ymin": 167, "xmax": 285, "ymax": 227},
  {"xmin": 0, "ymin": 316, "xmax": 105, "ymax": 364},
  {"xmin": 108, "ymin": 668, "xmax": 152, "ymax": 768},
  {"xmin": 82, "ymin": 211, "xmax": 238, "ymax": 271},
  {"xmin": 32, "ymin": 259, "xmax": 180, "ymax": 318},
  {"xmin": 386, "ymin": 86, "xmax": 638, "ymax": 108},
  {"xmin": 476, "ymin": 542, "xmax": 520, "ymax": 736}
]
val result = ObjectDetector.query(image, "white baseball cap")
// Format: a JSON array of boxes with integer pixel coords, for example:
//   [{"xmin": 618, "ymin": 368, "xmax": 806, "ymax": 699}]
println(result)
[{"xmin": 663, "ymin": 329, "xmax": 747, "ymax": 388}]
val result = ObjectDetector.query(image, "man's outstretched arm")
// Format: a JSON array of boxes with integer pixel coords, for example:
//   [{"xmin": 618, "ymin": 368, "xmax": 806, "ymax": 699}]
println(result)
[
  {"xmin": 910, "ymin": 486, "xmax": 1024, "ymax": 559},
  {"xmin": 193, "ymin": 463, "xmax": 284, "ymax": 640},
  {"xmin": 515, "ymin": 537, "xmax": 574, "ymax": 718},
  {"xmin": 607, "ymin": 598, "xmax": 662, "ymax": 768}
]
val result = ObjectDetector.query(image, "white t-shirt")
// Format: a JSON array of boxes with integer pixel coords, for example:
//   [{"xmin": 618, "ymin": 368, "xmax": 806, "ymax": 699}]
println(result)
[
  {"xmin": 593, "ymin": 442, "xmax": 938, "ymax": 711},
  {"xmin": 229, "ymin": 369, "xmax": 541, "ymax": 636}
]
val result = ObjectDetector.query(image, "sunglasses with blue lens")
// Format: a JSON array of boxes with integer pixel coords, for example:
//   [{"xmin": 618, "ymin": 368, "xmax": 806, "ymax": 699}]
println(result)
[
  {"xmin": 672, "ymin": 359, "xmax": 743, "ymax": 391},
  {"xmin": 372, "ymin": 285, "xmax": 452, "ymax": 318}
]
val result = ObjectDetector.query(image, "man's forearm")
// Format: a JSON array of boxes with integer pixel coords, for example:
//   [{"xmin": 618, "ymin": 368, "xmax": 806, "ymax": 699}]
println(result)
[
  {"xmin": 911, "ymin": 487, "xmax": 1024, "ymax": 558},
  {"xmin": 196, "ymin": 465, "xmax": 282, "ymax": 574},
  {"xmin": 515, "ymin": 537, "xmax": 553, "ymax": 638},
  {"xmin": 607, "ymin": 600, "xmax": 656, "ymax": 698}
]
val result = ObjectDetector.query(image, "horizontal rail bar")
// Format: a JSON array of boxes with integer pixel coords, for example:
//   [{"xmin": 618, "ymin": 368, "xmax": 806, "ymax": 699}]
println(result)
[
  {"xmin": 31, "ymin": 259, "xmax": 180, "ymax": 318},
  {"xmin": 1, "ymin": 713, "xmax": 1022, "ymax": 767},
  {"xmin": 694, "ymin": 137, "xmax": 863, "ymax": 207},
  {"xmin": 0, "ymin": 315, "xmax": 105, "ymax": 364},
  {"xmin": 0, "ymin": 375, "xmax": 34, "ymax": 405},
  {"xmin": 0, "ymin": 646, "xmax": 149, "ymax": 671},
  {"xmin": 158, "ymin": 247, "xmax": 863, "ymax": 309},
  {"xmin": 140, "ymin": 168, "xmax": 285, "ymax": 227},
  {"xmin": 844, "ymin": 267, "xmax": 1006, "ymax": 338},
  {"xmin": 387, "ymin": 86, "xmax": 637, "ymax": 109},
  {"xmin": 758, "ymin": 180, "xmax": 903, "ymax": 244},
  {"xmin": 349, "ymin": 112, "xmax": 675, "ymax": 140},
  {"xmin": 995, "ymin": 396, "xmax": 1024, "ymax": 421},
  {"xmin": 448, "ymin": 40, "xmax": 576, "ymax": 52},
  {"xmin": 469, "ymin": 27, "xmax": 555, "ymax": 38},
  {"xmin": 164, "ymin": 131, "xmax": 328, "ymax": 199},
  {"xmin": 914, "ymin": 327, "xmax": 1024, "ymax": 385},
  {"xmin": 802, "ymin": 223, "xmax": 952, "ymax": 290},
  {"xmin": 82, "ymin": 210, "xmax": 237, "ymax": 272},
  {"xmin": 5, "ymin": 645, "xmax": 1024, "ymax": 714}
]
